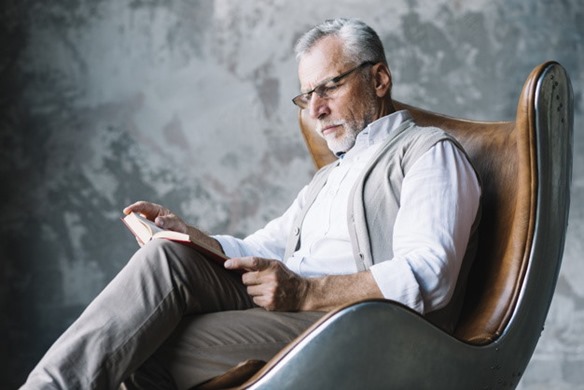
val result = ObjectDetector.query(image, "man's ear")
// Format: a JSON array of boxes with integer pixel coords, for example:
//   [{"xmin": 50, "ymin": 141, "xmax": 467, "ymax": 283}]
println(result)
[{"xmin": 373, "ymin": 63, "xmax": 392, "ymax": 98}]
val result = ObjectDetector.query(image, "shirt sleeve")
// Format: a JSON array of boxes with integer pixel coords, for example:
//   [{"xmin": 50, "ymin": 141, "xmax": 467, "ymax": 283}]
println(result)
[
  {"xmin": 213, "ymin": 185, "xmax": 309, "ymax": 261},
  {"xmin": 369, "ymin": 140, "xmax": 481, "ymax": 314}
]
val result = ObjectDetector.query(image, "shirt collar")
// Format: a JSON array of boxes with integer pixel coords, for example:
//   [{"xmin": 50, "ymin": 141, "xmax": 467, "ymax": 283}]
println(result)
[{"xmin": 341, "ymin": 110, "xmax": 412, "ymax": 159}]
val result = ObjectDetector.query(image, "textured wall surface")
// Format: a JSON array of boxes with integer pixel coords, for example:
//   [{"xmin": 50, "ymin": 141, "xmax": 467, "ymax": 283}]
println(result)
[{"xmin": 1, "ymin": 0, "xmax": 582, "ymax": 388}]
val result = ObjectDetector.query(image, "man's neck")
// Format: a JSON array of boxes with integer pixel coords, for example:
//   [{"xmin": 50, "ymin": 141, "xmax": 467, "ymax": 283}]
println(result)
[{"xmin": 377, "ymin": 96, "xmax": 396, "ymax": 119}]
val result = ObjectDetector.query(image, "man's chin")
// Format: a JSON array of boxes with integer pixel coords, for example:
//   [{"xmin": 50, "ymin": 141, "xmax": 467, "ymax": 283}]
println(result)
[{"xmin": 325, "ymin": 138, "xmax": 355, "ymax": 156}]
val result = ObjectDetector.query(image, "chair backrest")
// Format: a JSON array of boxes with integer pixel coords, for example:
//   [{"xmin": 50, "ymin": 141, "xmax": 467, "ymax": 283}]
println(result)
[{"xmin": 298, "ymin": 61, "xmax": 573, "ymax": 345}]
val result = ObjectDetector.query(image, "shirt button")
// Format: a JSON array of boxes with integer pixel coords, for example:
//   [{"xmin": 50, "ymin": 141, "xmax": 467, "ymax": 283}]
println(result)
[{"xmin": 294, "ymin": 227, "xmax": 300, "ymax": 236}]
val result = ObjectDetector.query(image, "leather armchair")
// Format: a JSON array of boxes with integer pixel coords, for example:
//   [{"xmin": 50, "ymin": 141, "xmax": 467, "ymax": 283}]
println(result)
[{"xmin": 199, "ymin": 61, "xmax": 573, "ymax": 389}]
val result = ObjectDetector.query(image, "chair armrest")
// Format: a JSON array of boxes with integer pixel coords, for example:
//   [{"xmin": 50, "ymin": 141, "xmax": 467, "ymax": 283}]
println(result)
[{"xmin": 242, "ymin": 299, "xmax": 504, "ymax": 389}]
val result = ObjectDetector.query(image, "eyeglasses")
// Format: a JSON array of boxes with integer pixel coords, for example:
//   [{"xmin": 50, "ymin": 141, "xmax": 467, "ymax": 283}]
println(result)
[{"xmin": 292, "ymin": 61, "xmax": 376, "ymax": 109}]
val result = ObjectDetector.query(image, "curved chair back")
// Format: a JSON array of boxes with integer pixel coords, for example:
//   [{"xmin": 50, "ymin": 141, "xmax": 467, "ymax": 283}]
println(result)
[{"xmin": 297, "ymin": 61, "xmax": 573, "ymax": 345}]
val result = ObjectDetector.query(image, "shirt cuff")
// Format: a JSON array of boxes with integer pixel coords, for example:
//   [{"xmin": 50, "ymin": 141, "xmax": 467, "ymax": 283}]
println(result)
[{"xmin": 212, "ymin": 234, "xmax": 246, "ymax": 258}]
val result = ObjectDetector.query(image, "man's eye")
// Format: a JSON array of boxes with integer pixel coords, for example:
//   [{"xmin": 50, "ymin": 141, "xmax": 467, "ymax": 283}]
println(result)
[
  {"xmin": 313, "ymin": 83, "xmax": 340, "ymax": 99},
  {"xmin": 323, "ymin": 84, "xmax": 340, "ymax": 93}
]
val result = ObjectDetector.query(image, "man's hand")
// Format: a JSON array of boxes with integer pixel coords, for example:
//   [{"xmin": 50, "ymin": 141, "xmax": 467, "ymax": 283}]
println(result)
[
  {"xmin": 124, "ymin": 200, "xmax": 226, "ymax": 255},
  {"xmin": 123, "ymin": 201, "xmax": 188, "ymax": 234},
  {"xmin": 225, "ymin": 257, "xmax": 309, "ymax": 312}
]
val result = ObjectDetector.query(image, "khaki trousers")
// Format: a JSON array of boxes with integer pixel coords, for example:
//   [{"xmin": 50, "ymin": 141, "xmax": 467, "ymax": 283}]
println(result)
[{"xmin": 22, "ymin": 240, "xmax": 324, "ymax": 389}]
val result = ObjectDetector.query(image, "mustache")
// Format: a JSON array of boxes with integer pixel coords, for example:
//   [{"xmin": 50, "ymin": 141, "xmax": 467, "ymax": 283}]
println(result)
[{"xmin": 316, "ymin": 120, "xmax": 345, "ymax": 134}]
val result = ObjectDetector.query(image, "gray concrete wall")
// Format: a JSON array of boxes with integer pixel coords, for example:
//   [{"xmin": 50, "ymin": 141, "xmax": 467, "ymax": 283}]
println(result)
[{"xmin": 1, "ymin": 1, "xmax": 582, "ymax": 388}]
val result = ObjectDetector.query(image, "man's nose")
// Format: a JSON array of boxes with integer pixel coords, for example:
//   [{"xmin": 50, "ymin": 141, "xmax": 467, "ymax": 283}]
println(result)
[{"xmin": 308, "ymin": 94, "xmax": 330, "ymax": 119}]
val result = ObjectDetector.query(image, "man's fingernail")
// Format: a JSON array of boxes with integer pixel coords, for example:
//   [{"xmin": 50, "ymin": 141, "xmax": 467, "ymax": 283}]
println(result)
[{"xmin": 224, "ymin": 260, "xmax": 232, "ymax": 268}]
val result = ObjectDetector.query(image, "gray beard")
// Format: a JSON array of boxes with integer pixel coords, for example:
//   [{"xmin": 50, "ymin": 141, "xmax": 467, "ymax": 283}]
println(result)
[{"xmin": 325, "ymin": 127, "xmax": 358, "ymax": 155}]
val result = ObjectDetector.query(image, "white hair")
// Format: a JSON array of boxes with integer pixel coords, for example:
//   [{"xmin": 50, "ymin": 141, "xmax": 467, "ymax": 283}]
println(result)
[{"xmin": 294, "ymin": 18, "xmax": 388, "ymax": 66}]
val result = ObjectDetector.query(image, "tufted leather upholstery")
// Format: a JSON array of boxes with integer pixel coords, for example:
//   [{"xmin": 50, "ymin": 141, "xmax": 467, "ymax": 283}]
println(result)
[{"xmin": 196, "ymin": 61, "xmax": 573, "ymax": 389}]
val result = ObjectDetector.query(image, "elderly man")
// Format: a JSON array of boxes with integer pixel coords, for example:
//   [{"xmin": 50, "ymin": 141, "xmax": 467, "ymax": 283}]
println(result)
[{"xmin": 22, "ymin": 18, "xmax": 480, "ymax": 389}]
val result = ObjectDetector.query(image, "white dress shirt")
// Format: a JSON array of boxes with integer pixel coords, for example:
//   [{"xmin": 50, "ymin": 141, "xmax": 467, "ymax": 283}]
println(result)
[{"xmin": 215, "ymin": 110, "xmax": 480, "ymax": 313}]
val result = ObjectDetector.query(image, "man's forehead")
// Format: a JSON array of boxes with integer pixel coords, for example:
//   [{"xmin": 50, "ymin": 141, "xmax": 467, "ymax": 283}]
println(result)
[{"xmin": 297, "ymin": 36, "xmax": 348, "ymax": 90}]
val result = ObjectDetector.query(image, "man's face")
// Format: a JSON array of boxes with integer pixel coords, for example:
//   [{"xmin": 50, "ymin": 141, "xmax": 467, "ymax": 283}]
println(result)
[{"xmin": 298, "ymin": 36, "xmax": 379, "ymax": 155}]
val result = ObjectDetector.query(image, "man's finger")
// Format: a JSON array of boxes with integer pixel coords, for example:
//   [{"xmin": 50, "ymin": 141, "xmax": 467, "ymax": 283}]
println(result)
[
  {"xmin": 246, "ymin": 284, "xmax": 263, "ymax": 296},
  {"xmin": 225, "ymin": 256, "xmax": 270, "ymax": 272},
  {"xmin": 155, "ymin": 215, "xmax": 181, "ymax": 231},
  {"xmin": 123, "ymin": 201, "xmax": 157, "ymax": 217}
]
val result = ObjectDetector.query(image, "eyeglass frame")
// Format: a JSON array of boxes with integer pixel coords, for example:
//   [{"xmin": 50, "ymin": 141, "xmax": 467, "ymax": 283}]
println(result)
[{"xmin": 292, "ymin": 61, "xmax": 376, "ymax": 109}]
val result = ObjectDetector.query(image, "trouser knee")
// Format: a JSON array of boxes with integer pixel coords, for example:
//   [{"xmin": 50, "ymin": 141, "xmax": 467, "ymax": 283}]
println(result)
[{"xmin": 128, "ymin": 239, "xmax": 252, "ymax": 314}]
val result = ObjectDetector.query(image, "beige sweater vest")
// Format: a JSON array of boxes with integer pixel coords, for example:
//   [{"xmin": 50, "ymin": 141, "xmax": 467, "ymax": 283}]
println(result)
[{"xmin": 284, "ymin": 119, "xmax": 481, "ymax": 333}]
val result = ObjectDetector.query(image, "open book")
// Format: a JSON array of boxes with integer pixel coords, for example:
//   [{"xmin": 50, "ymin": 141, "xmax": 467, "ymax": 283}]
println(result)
[{"xmin": 122, "ymin": 212, "xmax": 229, "ymax": 266}]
